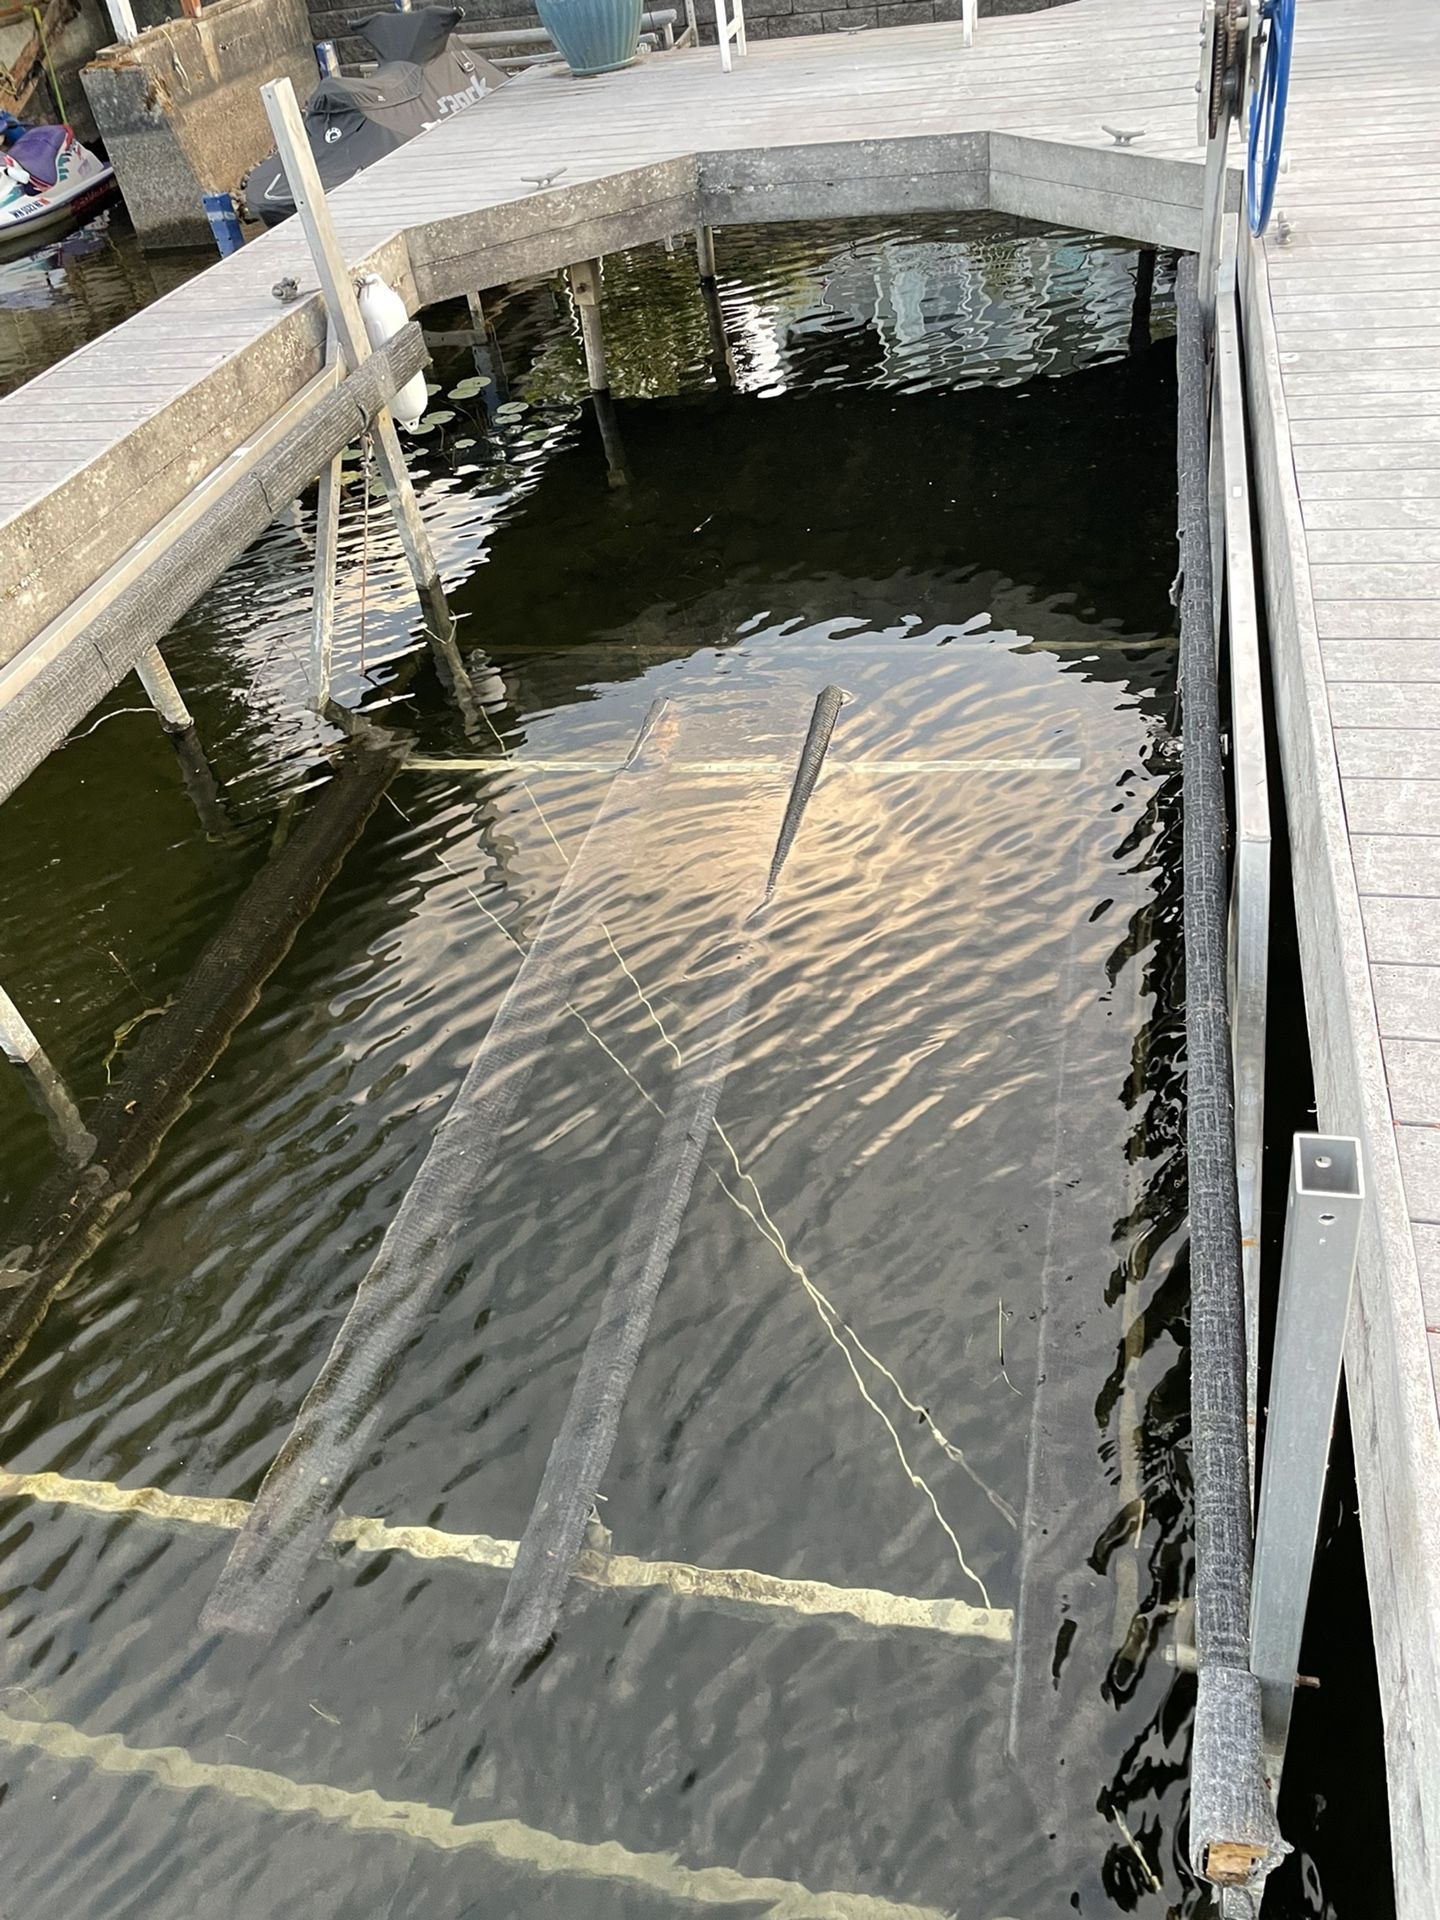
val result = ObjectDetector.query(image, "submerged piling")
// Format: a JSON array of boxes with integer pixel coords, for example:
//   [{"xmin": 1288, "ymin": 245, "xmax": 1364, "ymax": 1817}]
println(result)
[
  {"xmin": 202, "ymin": 702, "xmax": 683, "ymax": 1638},
  {"xmin": 492, "ymin": 687, "xmax": 848, "ymax": 1658},
  {"xmin": 0, "ymin": 735, "xmax": 406, "ymax": 1382},
  {"xmin": 490, "ymin": 962, "xmax": 753, "ymax": 1658}
]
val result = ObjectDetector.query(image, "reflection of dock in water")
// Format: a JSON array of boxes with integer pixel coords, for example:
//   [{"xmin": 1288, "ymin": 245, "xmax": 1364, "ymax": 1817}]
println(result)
[{"xmin": 0, "ymin": 216, "xmax": 203, "ymax": 398}]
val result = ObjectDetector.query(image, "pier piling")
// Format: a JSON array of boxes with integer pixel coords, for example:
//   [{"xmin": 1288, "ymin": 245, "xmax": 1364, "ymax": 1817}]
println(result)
[
  {"xmin": 567, "ymin": 258, "xmax": 609, "ymax": 393},
  {"xmin": 134, "ymin": 645, "xmax": 194, "ymax": 735},
  {"xmin": 201, "ymin": 703, "xmax": 683, "ymax": 1638},
  {"xmin": 0, "ymin": 987, "xmax": 95, "ymax": 1167}
]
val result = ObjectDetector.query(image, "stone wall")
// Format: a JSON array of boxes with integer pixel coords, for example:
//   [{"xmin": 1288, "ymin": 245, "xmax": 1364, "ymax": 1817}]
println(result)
[
  {"xmin": 81, "ymin": 0, "xmax": 317, "ymax": 247},
  {"xmin": 310, "ymin": 0, "xmax": 1073, "ymax": 72},
  {"xmin": 710, "ymin": 0, "xmax": 1072, "ymax": 39}
]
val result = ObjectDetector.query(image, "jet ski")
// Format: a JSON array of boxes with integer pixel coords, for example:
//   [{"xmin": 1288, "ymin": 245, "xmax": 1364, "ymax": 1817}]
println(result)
[
  {"xmin": 243, "ymin": 7, "xmax": 504, "ymax": 226},
  {"xmin": 0, "ymin": 114, "xmax": 118, "ymax": 262}
]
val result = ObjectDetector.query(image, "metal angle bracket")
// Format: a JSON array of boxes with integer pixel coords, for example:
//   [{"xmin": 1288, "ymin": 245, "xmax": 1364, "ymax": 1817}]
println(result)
[{"xmin": 1249, "ymin": 1135, "xmax": 1364, "ymax": 1791}]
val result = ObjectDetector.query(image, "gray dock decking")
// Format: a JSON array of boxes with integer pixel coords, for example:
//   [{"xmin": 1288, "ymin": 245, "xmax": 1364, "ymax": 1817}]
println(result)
[
  {"xmin": 1239, "ymin": 3, "xmax": 1440, "ymax": 1905},
  {"xmin": 2, "ymin": 0, "xmax": 1438, "ymax": 1907}
]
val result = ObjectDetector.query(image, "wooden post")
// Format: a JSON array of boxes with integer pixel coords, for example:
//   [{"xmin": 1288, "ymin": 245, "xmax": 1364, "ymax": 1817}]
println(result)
[
  {"xmin": 695, "ymin": 223, "xmax": 717, "ymax": 281},
  {"xmin": 568, "ymin": 258, "xmax": 608, "ymax": 394},
  {"xmin": 0, "ymin": 985, "xmax": 95, "ymax": 1165},
  {"xmin": 260, "ymin": 78, "xmax": 454, "ymax": 644}
]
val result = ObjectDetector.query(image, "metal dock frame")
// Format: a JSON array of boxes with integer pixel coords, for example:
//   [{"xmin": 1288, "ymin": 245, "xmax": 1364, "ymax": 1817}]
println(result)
[{"xmin": 1192, "ymin": 154, "xmax": 1368, "ymax": 1914}]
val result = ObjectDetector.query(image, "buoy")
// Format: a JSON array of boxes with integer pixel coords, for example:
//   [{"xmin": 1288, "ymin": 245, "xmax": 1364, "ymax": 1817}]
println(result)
[{"xmin": 357, "ymin": 274, "xmax": 428, "ymax": 427}]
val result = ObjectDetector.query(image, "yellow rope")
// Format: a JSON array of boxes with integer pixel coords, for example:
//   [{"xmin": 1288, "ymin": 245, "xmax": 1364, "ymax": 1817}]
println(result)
[
  {"xmin": 387, "ymin": 701, "xmax": 1005, "ymax": 1608},
  {"xmin": 0, "ymin": 1709, "xmax": 950, "ymax": 1918},
  {"xmin": 0, "ymin": 1472, "xmax": 1011, "ymax": 1643}
]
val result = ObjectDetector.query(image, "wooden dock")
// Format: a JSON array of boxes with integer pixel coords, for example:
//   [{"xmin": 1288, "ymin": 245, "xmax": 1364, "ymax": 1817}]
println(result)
[
  {"xmin": 2, "ymin": 0, "xmax": 1439, "ymax": 1906},
  {"xmin": 1239, "ymin": 4, "xmax": 1440, "ymax": 1908},
  {"xmin": 0, "ymin": 0, "xmax": 1210, "ymax": 668}
]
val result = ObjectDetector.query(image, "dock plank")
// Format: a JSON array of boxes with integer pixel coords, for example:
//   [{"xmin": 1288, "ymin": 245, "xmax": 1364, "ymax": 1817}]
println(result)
[{"xmin": 1384, "ymin": 1039, "xmax": 1440, "ymax": 1124}]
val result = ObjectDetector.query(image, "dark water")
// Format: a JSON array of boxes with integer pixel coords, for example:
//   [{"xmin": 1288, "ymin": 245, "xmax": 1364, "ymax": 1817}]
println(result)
[
  {"xmin": 0, "ymin": 205, "xmax": 207, "ymax": 398},
  {"xmin": 0, "ymin": 214, "xmax": 1380, "ymax": 1918}
]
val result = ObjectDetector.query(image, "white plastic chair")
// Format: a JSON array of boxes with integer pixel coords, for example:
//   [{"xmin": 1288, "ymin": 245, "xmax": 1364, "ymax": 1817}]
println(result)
[{"xmin": 714, "ymin": 0, "xmax": 746, "ymax": 71}]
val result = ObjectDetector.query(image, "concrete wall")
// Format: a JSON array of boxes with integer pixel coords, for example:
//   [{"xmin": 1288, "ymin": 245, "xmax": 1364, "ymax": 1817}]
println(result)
[
  {"xmin": 309, "ymin": 0, "xmax": 1073, "ymax": 70},
  {"xmin": 80, "ymin": 0, "xmax": 318, "ymax": 248}
]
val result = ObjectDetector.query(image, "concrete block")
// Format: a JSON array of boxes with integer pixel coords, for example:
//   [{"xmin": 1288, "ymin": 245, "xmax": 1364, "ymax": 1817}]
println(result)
[
  {"xmin": 769, "ymin": 11, "xmax": 827, "ymax": 31},
  {"xmin": 876, "ymin": 2, "xmax": 936, "ymax": 23},
  {"xmin": 822, "ymin": 6, "xmax": 878, "ymax": 24},
  {"xmin": 405, "ymin": 158, "xmax": 699, "ymax": 302},
  {"xmin": 82, "ymin": 0, "xmax": 318, "ymax": 249},
  {"xmin": 989, "ymin": 167, "xmax": 1199, "ymax": 252},
  {"xmin": 705, "ymin": 170, "xmax": 986, "ymax": 223},
  {"xmin": 701, "ymin": 132, "xmax": 986, "ymax": 190}
]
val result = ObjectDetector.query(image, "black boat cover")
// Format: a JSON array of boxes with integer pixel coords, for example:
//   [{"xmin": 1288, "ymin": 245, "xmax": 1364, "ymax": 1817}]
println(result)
[{"xmin": 243, "ymin": 8, "xmax": 504, "ymax": 224}]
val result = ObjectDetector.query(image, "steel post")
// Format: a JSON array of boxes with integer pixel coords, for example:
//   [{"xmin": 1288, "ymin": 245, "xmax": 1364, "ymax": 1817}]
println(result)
[
  {"xmin": 1249, "ymin": 1135, "xmax": 1364, "ymax": 1786},
  {"xmin": 0, "ymin": 985, "xmax": 95, "ymax": 1164},
  {"xmin": 568, "ymin": 258, "xmax": 608, "ymax": 392},
  {"xmin": 260, "ymin": 80, "xmax": 452, "ymax": 643},
  {"xmin": 310, "ymin": 453, "xmax": 342, "ymax": 710},
  {"xmin": 135, "ymin": 645, "xmax": 193, "ymax": 734},
  {"xmin": 1215, "ymin": 261, "xmax": 1271, "ymax": 1483}
]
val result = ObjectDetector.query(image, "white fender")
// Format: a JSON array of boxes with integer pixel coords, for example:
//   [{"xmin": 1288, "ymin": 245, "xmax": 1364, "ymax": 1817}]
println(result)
[{"xmin": 357, "ymin": 273, "xmax": 428, "ymax": 427}]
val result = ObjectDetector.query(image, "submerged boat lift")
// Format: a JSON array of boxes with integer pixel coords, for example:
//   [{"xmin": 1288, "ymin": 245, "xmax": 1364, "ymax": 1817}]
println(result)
[{"xmin": 0, "ymin": 1, "xmax": 1390, "ymax": 1905}]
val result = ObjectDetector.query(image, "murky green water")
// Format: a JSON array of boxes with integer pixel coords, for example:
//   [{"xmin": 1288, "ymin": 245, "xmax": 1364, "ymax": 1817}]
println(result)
[
  {"xmin": 2, "ymin": 215, "xmax": 1201, "ymax": 1916},
  {"xmin": 0, "ymin": 207, "xmax": 208, "ymax": 398}
]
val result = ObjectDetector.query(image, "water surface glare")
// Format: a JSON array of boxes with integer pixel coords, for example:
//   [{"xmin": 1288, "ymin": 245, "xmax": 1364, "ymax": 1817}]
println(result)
[{"xmin": 0, "ymin": 218, "xmax": 1196, "ymax": 1918}]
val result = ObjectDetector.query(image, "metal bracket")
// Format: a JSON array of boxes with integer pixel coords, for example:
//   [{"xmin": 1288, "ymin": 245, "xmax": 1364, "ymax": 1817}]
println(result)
[{"xmin": 1249, "ymin": 1135, "xmax": 1364, "ymax": 1789}]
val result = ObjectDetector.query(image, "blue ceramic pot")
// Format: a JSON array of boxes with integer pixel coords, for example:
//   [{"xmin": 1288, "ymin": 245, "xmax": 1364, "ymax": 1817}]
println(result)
[{"xmin": 536, "ymin": 0, "xmax": 642, "ymax": 75}]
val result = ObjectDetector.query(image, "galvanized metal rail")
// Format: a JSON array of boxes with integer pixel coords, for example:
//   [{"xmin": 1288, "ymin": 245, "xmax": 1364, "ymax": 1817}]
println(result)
[
  {"xmin": 1192, "ymin": 175, "xmax": 1366, "ymax": 1916},
  {"xmin": 1209, "ymin": 249, "xmax": 1271, "ymax": 1475}
]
